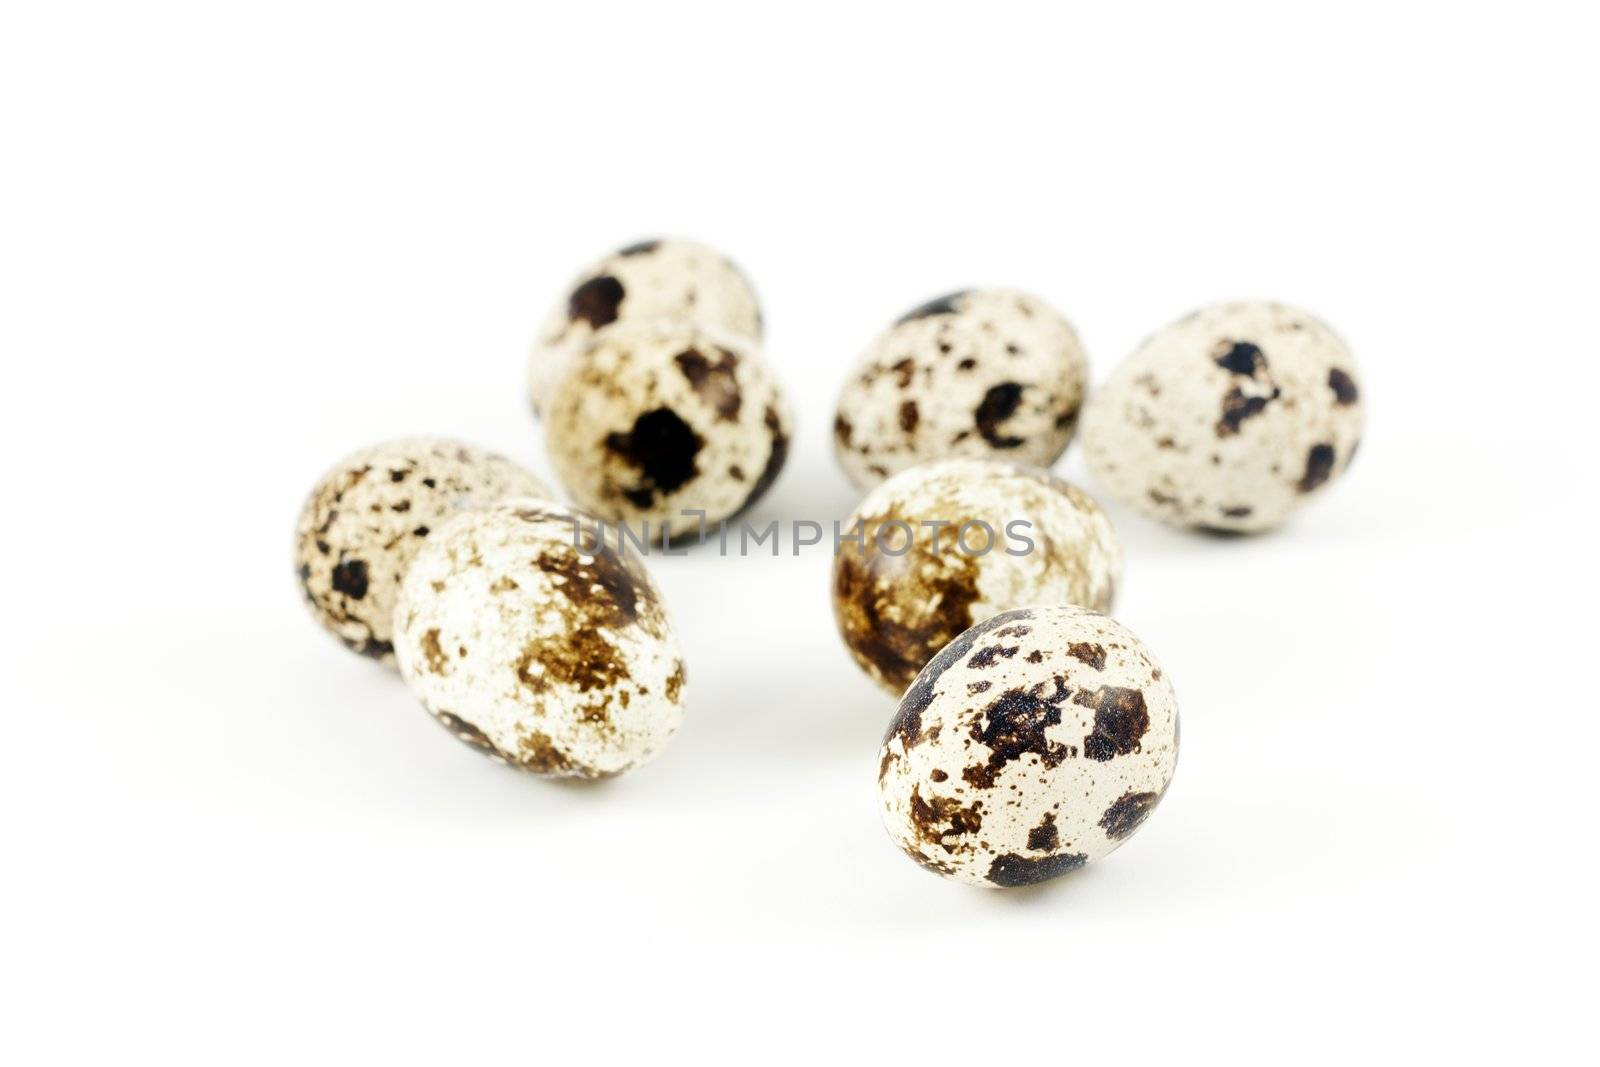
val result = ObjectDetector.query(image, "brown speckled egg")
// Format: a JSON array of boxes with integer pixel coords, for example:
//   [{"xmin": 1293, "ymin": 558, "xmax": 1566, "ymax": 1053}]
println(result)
[
  {"xmin": 834, "ymin": 459, "xmax": 1121, "ymax": 697},
  {"xmin": 393, "ymin": 499, "xmax": 685, "ymax": 778},
  {"xmin": 878, "ymin": 605, "xmax": 1178, "ymax": 888},
  {"xmin": 529, "ymin": 237, "xmax": 762, "ymax": 415},
  {"xmin": 1081, "ymin": 300, "xmax": 1364, "ymax": 532},
  {"xmin": 833, "ymin": 289, "xmax": 1088, "ymax": 491},
  {"xmin": 294, "ymin": 438, "xmax": 551, "ymax": 664},
  {"xmin": 543, "ymin": 319, "xmax": 791, "ymax": 542}
]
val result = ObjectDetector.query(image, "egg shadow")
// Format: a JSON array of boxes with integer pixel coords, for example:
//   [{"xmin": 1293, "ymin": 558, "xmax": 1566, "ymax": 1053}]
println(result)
[
  {"xmin": 634, "ymin": 422, "xmax": 889, "ymax": 792},
  {"xmin": 656, "ymin": 618, "xmax": 893, "ymax": 792},
  {"xmin": 747, "ymin": 413, "xmax": 864, "ymax": 532}
]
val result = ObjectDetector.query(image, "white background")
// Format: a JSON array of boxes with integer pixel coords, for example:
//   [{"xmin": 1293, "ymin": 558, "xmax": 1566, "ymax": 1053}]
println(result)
[{"xmin": 3, "ymin": 2, "xmax": 1595, "ymax": 1062}]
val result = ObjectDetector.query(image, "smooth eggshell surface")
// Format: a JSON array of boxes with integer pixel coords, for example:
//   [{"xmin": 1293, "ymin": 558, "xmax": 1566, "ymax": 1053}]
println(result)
[
  {"xmin": 529, "ymin": 237, "xmax": 762, "ymax": 415},
  {"xmin": 833, "ymin": 289, "xmax": 1088, "ymax": 491},
  {"xmin": 878, "ymin": 604, "xmax": 1178, "ymax": 888},
  {"xmin": 1081, "ymin": 300, "xmax": 1364, "ymax": 532},
  {"xmin": 294, "ymin": 438, "xmax": 551, "ymax": 665},
  {"xmin": 393, "ymin": 499, "xmax": 685, "ymax": 778},
  {"xmin": 833, "ymin": 459, "xmax": 1121, "ymax": 697},
  {"xmin": 543, "ymin": 319, "xmax": 791, "ymax": 541}
]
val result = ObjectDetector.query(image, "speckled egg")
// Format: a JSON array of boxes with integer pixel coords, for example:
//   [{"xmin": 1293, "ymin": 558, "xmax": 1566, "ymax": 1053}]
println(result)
[
  {"xmin": 543, "ymin": 319, "xmax": 791, "ymax": 541},
  {"xmin": 529, "ymin": 237, "xmax": 762, "ymax": 415},
  {"xmin": 832, "ymin": 289, "xmax": 1088, "ymax": 491},
  {"xmin": 294, "ymin": 438, "xmax": 552, "ymax": 664},
  {"xmin": 1081, "ymin": 300, "xmax": 1364, "ymax": 532},
  {"xmin": 878, "ymin": 604, "xmax": 1178, "ymax": 888},
  {"xmin": 834, "ymin": 459, "xmax": 1121, "ymax": 697},
  {"xmin": 392, "ymin": 499, "xmax": 685, "ymax": 778}
]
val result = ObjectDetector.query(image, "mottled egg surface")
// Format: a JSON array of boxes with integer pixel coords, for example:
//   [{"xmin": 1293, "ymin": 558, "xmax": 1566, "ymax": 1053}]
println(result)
[
  {"xmin": 294, "ymin": 438, "xmax": 551, "ymax": 664},
  {"xmin": 544, "ymin": 319, "xmax": 791, "ymax": 541},
  {"xmin": 1081, "ymin": 300, "xmax": 1364, "ymax": 532},
  {"xmin": 833, "ymin": 289, "xmax": 1088, "ymax": 491},
  {"xmin": 529, "ymin": 237, "xmax": 762, "ymax": 415},
  {"xmin": 834, "ymin": 459, "xmax": 1121, "ymax": 697},
  {"xmin": 878, "ymin": 605, "xmax": 1178, "ymax": 888},
  {"xmin": 393, "ymin": 499, "xmax": 685, "ymax": 778}
]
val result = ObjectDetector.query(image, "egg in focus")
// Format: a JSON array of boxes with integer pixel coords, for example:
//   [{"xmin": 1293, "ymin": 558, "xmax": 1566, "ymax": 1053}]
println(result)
[{"xmin": 878, "ymin": 604, "xmax": 1178, "ymax": 888}]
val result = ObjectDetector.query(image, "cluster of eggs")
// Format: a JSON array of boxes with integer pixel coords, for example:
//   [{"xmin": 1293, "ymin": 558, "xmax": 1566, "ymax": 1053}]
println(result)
[
  {"xmin": 531, "ymin": 239, "xmax": 791, "ymax": 542},
  {"xmin": 295, "ymin": 236, "xmax": 1365, "ymax": 891},
  {"xmin": 294, "ymin": 439, "xmax": 686, "ymax": 779},
  {"xmin": 296, "ymin": 240, "xmax": 797, "ymax": 778}
]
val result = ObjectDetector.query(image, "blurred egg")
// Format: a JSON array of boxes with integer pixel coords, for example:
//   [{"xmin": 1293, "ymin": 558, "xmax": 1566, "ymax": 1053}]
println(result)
[
  {"xmin": 1081, "ymin": 300, "xmax": 1364, "ymax": 532},
  {"xmin": 833, "ymin": 459, "xmax": 1120, "ymax": 696},
  {"xmin": 393, "ymin": 499, "xmax": 685, "ymax": 778},
  {"xmin": 543, "ymin": 319, "xmax": 791, "ymax": 541},
  {"xmin": 529, "ymin": 237, "xmax": 762, "ymax": 415},
  {"xmin": 833, "ymin": 289, "xmax": 1088, "ymax": 491},
  {"xmin": 294, "ymin": 437, "xmax": 550, "ymax": 664}
]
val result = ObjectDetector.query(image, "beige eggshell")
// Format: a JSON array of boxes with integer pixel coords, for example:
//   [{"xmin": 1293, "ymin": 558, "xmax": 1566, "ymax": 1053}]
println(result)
[
  {"xmin": 878, "ymin": 604, "xmax": 1179, "ymax": 888},
  {"xmin": 529, "ymin": 237, "xmax": 762, "ymax": 415},
  {"xmin": 392, "ymin": 499, "xmax": 686, "ymax": 778},
  {"xmin": 833, "ymin": 289, "xmax": 1088, "ymax": 491},
  {"xmin": 294, "ymin": 437, "xmax": 551, "ymax": 665},
  {"xmin": 1081, "ymin": 300, "xmax": 1364, "ymax": 532},
  {"xmin": 543, "ymin": 319, "xmax": 791, "ymax": 542},
  {"xmin": 833, "ymin": 459, "xmax": 1121, "ymax": 697}
]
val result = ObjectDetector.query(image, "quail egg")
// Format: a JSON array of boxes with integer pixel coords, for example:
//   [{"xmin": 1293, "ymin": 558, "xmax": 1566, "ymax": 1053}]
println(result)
[
  {"xmin": 834, "ymin": 459, "xmax": 1120, "ymax": 697},
  {"xmin": 1081, "ymin": 300, "xmax": 1364, "ymax": 532},
  {"xmin": 878, "ymin": 604, "xmax": 1178, "ymax": 888},
  {"xmin": 393, "ymin": 499, "xmax": 686, "ymax": 778},
  {"xmin": 529, "ymin": 237, "xmax": 763, "ymax": 415},
  {"xmin": 543, "ymin": 319, "xmax": 791, "ymax": 542},
  {"xmin": 294, "ymin": 438, "xmax": 551, "ymax": 664},
  {"xmin": 833, "ymin": 289, "xmax": 1088, "ymax": 491}
]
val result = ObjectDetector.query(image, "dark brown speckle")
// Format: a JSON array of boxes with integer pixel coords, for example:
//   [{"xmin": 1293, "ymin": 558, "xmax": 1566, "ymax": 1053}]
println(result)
[
  {"xmin": 887, "ymin": 611, "xmax": 1027, "ymax": 750},
  {"xmin": 1213, "ymin": 340, "xmax": 1265, "ymax": 377},
  {"xmin": 330, "ymin": 557, "xmax": 369, "ymax": 600},
  {"xmin": 898, "ymin": 399, "xmax": 920, "ymax": 433},
  {"xmin": 568, "ymin": 275, "xmax": 625, "ymax": 329},
  {"xmin": 1328, "ymin": 368, "xmax": 1359, "ymax": 406},
  {"xmin": 1216, "ymin": 385, "xmax": 1280, "ymax": 437},
  {"xmin": 1297, "ymin": 443, "xmax": 1337, "ymax": 493},
  {"xmin": 1067, "ymin": 642, "xmax": 1106, "ymax": 670},
  {"xmin": 1027, "ymin": 812, "xmax": 1060, "ymax": 851},
  {"xmin": 1075, "ymin": 686, "xmax": 1151, "ymax": 762},
  {"xmin": 963, "ymin": 679, "xmax": 1076, "ymax": 789},
  {"xmin": 604, "ymin": 407, "xmax": 703, "ymax": 508},
  {"xmin": 674, "ymin": 347, "xmax": 742, "ymax": 422},
  {"xmin": 975, "ymin": 382, "xmax": 1027, "ymax": 448},
  {"xmin": 1099, "ymin": 790, "xmax": 1161, "ymax": 840},
  {"xmin": 987, "ymin": 850, "xmax": 1087, "ymax": 887},
  {"xmin": 897, "ymin": 290, "xmax": 969, "ymax": 324}
]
